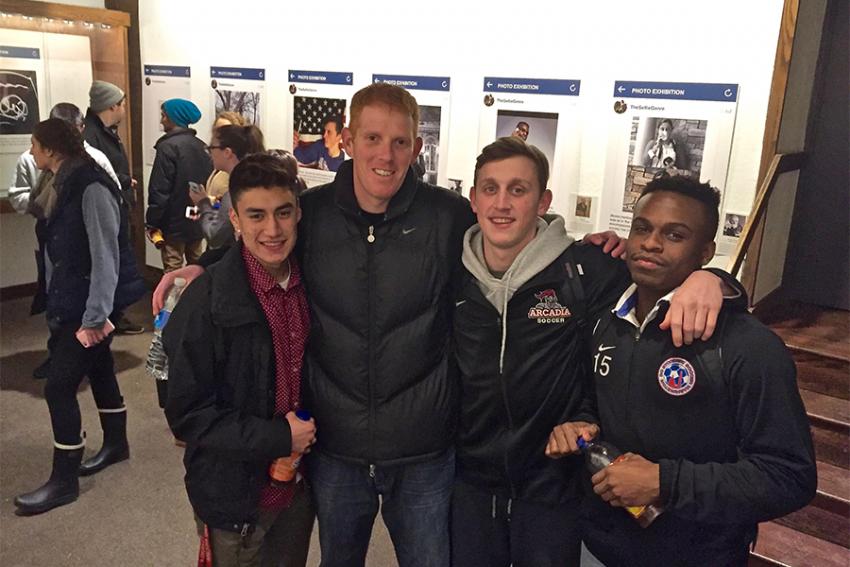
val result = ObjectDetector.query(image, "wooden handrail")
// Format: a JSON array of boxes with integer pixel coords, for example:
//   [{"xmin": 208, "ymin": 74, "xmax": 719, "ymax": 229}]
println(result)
[
  {"xmin": 727, "ymin": 152, "xmax": 805, "ymax": 277},
  {"xmin": 0, "ymin": 0, "xmax": 131, "ymax": 27}
]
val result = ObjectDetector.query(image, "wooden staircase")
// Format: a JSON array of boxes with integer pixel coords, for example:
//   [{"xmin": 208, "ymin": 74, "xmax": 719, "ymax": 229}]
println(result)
[{"xmin": 749, "ymin": 302, "xmax": 849, "ymax": 567}]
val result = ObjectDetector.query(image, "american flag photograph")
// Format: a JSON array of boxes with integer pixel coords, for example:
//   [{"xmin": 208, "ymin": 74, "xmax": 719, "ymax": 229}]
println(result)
[{"xmin": 293, "ymin": 96, "xmax": 347, "ymax": 143}]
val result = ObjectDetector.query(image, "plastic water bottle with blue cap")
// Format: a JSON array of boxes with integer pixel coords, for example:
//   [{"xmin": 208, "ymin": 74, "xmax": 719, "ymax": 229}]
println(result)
[{"xmin": 145, "ymin": 277, "xmax": 186, "ymax": 407}]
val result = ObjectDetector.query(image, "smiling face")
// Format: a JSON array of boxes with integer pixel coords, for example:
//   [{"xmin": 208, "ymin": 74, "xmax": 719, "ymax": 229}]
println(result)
[
  {"xmin": 229, "ymin": 185, "xmax": 301, "ymax": 279},
  {"xmin": 470, "ymin": 155, "xmax": 552, "ymax": 271},
  {"xmin": 343, "ymin": 104, "xmax": 423, "ymax": 213},
  {"xmin": 626, "ymin": 190, "xmax": 715, "ymax": 297},
  {"xmin": 512, "ymin": 122, "xmax": 530, "ymax": 141}
]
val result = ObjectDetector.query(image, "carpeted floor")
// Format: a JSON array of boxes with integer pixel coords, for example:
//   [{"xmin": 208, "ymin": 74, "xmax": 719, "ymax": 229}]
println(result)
[{"xmin": 0, "ymin": 292, "xmax": 395, "ymax": 566}]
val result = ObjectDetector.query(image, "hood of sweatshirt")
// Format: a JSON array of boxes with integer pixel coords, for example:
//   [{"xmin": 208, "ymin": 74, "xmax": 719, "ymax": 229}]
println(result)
[{"xmin": 462, "ymin": 214, "xmax": 575, "ymax": 372}]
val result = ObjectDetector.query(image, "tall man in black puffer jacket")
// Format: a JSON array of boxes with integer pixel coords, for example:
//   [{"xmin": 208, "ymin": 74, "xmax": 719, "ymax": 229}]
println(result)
[{"xmin": 145, "ymin": 98, "xmax": 212, "ymax": 272}]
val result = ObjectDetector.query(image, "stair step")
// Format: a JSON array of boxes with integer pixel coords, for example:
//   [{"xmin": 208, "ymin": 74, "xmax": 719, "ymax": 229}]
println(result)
[
  {"xmin": 756, "ymin": 301, "xmax": 850, "ymax": 363},
  {"xmin": 793, "ymin": 349, "xmax": 849, "ymax": 400},
  {"xmin": 815, "ymin": 461, "xmax": 850, "ymax": 516},
  {"xmin": 750, "ymin": 521, "xmax": 849, "ymax": 566},
  {"xmin": 800, "ymin": 389, "xmax": 850, "ymax": 430}
]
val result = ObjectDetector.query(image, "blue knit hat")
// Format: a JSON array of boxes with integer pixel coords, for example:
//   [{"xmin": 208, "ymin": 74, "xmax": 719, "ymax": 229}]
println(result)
[{"xmin": 162, "ymin": 98, "xmax": 202, "ymax": 128}]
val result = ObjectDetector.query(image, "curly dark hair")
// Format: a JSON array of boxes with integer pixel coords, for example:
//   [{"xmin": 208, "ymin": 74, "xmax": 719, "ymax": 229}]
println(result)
[{"xmin": 32, "ymin": 118, "xmax": 87, "ymax": 160}]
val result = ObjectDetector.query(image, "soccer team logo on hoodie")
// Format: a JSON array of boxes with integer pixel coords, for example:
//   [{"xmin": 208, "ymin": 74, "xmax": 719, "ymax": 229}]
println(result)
[
  {"xmin": 657, "ymin": 357, "xmax": 696, "ymax": 396},
  {"xmin": 527, "ymin": 289, "xmax": 572, "ymax": 324}
]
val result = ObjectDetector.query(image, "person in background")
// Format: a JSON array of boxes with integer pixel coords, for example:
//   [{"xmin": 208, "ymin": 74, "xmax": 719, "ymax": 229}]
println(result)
[
  {"xmin": 7, "ymin": 102, "xmax": 120, "ymax": 380},
  {"xmin": 164, "ymin": 154, "xmax": 316, "ymax": 567},
  {"xmin": 14, "ymin": 118, "xmax": 145, "ymax": 515},
  {"xmin": 145, "ymin": 98, "xmax": 212, "ymax": 272},
  {"xmin": 84, "ymin": 80, "xmax": 144, "ymax": 334},
  {"xmin": 190, "ymin": 124, "xmax": 265, "ymax": 249},
  {"xmin": 549, "ymin": 176, "xmax": 816, "ymax": 566},
  {"xmin": 205, "ymin": 111, "xmax": 248, "ymax": 202}
]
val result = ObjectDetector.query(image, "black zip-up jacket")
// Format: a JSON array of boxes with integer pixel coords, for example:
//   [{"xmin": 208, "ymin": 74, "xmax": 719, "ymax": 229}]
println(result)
[
  {"xmin": 454, "ymin": 243, "xmax": 629, "ymax": 503},
  {"xmin": 163, "ymin": 243, "xmax": 294, "ymax": 532},
  {"xmin": 298, "ymin": 160, "xmax": 475, "ymax": 466},
  {"xmin": 84, "ymin": 110, "xmax": 133, "ymax": 207},
  {"xmin": 583, "ymin": 301, "xmax": 816, "ymax": 567},
  {"xmin": 145, "ymin": 128, "xmax": 212, "ymax": 242}
]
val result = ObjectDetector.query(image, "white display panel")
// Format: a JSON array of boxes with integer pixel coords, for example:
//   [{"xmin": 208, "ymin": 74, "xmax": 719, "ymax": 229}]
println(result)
[
  {"xmin": 599, "ymin": 81, "xmax": 740, "ymax": 253},
  {"xmin": 286, "ymin": 69, "xmax": 354, "ymax": 188},
  {"xmin": 373, "ymin": 74, "xmax": 451, "ymax": 189},
  {"xmin": 142, "ymin": 65, "xmax": 192, "ymax": 166},
  {"xmin": 476, "ymin": 77, "xmax": 582, "ymax": 220},
  {"xmin": 0, "ymin": 31, "xmax": 91, "ymax": 194},
  {"xmin": 209, "ymin": 66, "xmax": 265, "ymax": 129}
]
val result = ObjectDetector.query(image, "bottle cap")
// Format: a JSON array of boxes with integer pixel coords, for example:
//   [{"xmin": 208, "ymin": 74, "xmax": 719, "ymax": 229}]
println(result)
[
  {"xmin": 577, "ymin": 437, "xmax": 588, "ymax": 450},
  {"xmin": 295, "ymin": 409, "xmax": 311, "ymax": 421},
  {"xmin": 174, "ymin": 277, "xmax": 187, "ymax": 287}
]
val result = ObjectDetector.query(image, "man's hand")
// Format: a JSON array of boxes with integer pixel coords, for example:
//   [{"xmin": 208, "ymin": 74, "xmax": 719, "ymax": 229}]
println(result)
[
  {"xmin": 583, "ymin": 231, "xmax": 627, "ymax": 259},
  {"xmin": 287, "ymin": 411, "xmax": 317, "ymax": 454},
  {"xmin": 131, "ymin": 178, "xmax": 138, "ymax": 189},
  {"xmin": 152, "ymin": 265, "xmax": 204, "ymax": 314},
  {"xmin": 75, "ymin": 321, "xmax": 112, "ymax": 348},
  {"xmin": 591, "ymin": 453, "xmax": 660, "ymax": 508},
  {"xmin": 659, "ymin": 270, "xmax": 723, "ymax": 346},
  {"xmin": 188, "ymin": 184, "xmax": 209, "ymax": 206},
  {"xmin": 546, "ymin": 421, "xmax": 599, "ymax": 458}
]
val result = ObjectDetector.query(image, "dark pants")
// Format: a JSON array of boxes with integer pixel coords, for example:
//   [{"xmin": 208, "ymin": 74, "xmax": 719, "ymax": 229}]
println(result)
[
  {"xmin": 44, "ymin": 323, "xmax": 124, "ymax": 445},
  {"xmin": 451, "ymin": 480, "xmax": 583, "ymax": 567},
  {"xmin": 309, "ymin": 448, "xmax": 455, "ymax": 567},
  {"xmin": 209, "ymin": 481, "xmax": 315, "ymax": 567}
]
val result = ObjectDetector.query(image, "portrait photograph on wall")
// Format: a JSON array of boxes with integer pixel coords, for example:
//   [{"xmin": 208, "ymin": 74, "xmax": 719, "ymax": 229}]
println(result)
[
  {"xmin": 292, "ymin": 95, "xmax": 347, "ymax": 173},
  {"xmin": 0, "ymin": 69, "xmax": 40, "ymax": 135},
  {"xmin": 621, "ymin": 115, "xmax": 708, "ymax": 212},
  {"xmin": 495, "ymin": 109, "xmax": 559, "ymax": 175},
  {"xmin": 416, "ymin": 104, "xmax": 441, "ymax": 185}
]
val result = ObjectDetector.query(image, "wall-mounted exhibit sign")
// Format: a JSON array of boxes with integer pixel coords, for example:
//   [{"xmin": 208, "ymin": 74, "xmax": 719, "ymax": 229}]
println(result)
[
  {"xmin": 373, "ymin": 74, "xmax": 451, "ymax": 189},
  {"xmin": 142, "ymin": 65, "xmax": 191, "ymax": 166},
  {"xmin": 287, "ymin": 69, "xmax": 354, "ymax": 188},
  {"xmin": 1, "ymin": 31, "xmax": 92, "ymax": 196},
  {"xmin": 478, "ymin": 76, "xmax": 582, "ymax": 216},
  {"xmin": 209, "ymin": 66, "xmax": 265, "ymax": 131},
  {"xmin": 599, "ymin": 81, "xmax": 740, "ymax": 252}
]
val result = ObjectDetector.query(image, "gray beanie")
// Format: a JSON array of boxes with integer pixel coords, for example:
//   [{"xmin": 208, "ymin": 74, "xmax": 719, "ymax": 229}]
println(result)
[{"xmin": 89, "ymin": 80, "xmax": 124, "ymax": 112}]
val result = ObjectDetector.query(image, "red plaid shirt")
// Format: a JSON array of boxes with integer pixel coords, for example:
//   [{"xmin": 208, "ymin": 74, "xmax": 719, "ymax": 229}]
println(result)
[{"xmin": 241, "ymin": 246, "xmax": 310, "ymax": 510}]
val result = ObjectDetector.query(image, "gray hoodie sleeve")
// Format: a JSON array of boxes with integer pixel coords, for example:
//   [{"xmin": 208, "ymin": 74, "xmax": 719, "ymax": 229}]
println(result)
[
  {"xmin": 8, "ymin": 152, "xmax": 39, "ymax": 214},
  {"xmin": 198, "ymin": 191, "xmax": 234, "ymax": 249},
  {"xmin": 81, "ymin": 182, "xmax": 120, "ymax": 328}
]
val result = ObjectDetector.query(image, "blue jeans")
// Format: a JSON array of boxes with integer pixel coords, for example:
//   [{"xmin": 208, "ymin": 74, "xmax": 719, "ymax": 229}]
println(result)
[{"xmin": 309, "ymin": 448, "xmax": 454, "ymax": 567}]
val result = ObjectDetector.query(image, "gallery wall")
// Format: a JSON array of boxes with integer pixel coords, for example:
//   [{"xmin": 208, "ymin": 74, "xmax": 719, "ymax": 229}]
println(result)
[{"xmin": 2, "ymin": 0, "xmax": 785, "ymax": 282}]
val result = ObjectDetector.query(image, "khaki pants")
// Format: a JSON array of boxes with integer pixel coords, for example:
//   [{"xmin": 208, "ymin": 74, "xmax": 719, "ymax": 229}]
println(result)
[
  {"xmin": 209, "ymin": 482, "xmax": 315, "ymax": 567},
  {"xmin": 161, "ymin": 239, "xmax": 205, "ymax": 273}
]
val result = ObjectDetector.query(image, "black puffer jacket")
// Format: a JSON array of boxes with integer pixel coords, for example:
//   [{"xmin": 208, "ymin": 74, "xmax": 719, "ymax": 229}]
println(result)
[
  {"xmin": 145, "ymin": 128, "xmax": 212, "ymax": 242},
  {"xmin": 298, "ymin": 160, "xmax": 475, "ymax": 466}
]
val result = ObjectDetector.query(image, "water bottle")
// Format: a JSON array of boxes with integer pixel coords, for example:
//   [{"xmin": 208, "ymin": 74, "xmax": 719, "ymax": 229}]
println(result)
[
  {"xmin": 577, "ymin": 437, "xmax": 663, "ymax": 528},
  {"xmin": 146, "ymin": 277, "xmax": 186, "ymax": 407},
  {"xmin": 268, "ymin": 409, "xmax": 311, "ymax": 486}
]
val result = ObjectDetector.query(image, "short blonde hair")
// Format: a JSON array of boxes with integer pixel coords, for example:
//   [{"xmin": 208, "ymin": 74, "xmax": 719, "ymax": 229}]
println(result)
[
  {"xmin": 349, "ymin": 83, "xmax": 419, "ymax": 137},
  {"xmin": 215, "ymin": 111, "xmax": 247, "ymax": 127}
]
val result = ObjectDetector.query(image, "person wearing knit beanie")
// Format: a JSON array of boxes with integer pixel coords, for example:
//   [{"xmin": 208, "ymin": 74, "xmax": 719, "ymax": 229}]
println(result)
[
  {"xmin": 161, "ymin": 99, "xmax": 202, "ymax": 129},
  {"xmin": 89, "ymin": 80, "xmax": 125, "ymax": 113}
]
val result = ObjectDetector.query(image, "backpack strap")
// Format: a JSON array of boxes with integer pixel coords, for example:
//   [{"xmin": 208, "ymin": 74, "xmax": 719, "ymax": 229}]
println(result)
[{"xmin": 559, "ymin": 245, "xmax": 587, "ymax": 326}]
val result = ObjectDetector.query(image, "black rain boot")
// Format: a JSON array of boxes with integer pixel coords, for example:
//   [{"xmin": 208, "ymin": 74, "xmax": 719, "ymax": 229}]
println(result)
[
  {"xmin": 79, "ymin": 408, "xmax": 129, "ymax": 476},
  {"xmin": 15, "ymin": 443, "xmax": 84, "ymax": 515}
]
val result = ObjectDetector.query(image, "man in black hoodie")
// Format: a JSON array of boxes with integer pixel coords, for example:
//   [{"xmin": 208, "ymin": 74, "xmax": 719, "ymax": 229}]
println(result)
[{"xmin": 145, "ymin": 98, "xmax": 212, "ymax": 272}]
